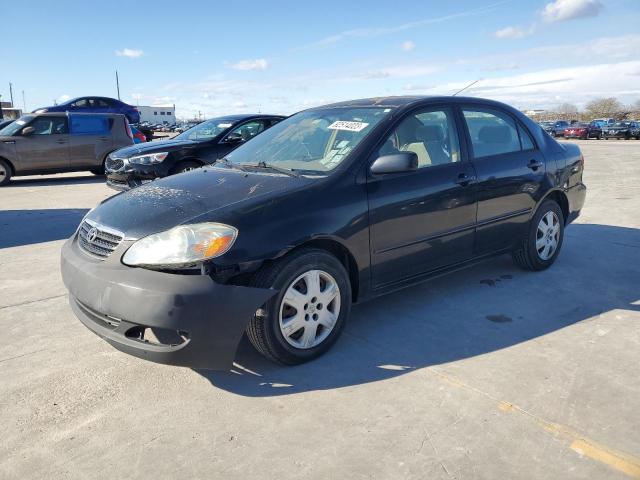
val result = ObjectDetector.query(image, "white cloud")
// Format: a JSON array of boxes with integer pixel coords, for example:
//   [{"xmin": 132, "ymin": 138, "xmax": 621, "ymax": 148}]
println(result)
[
  {"xmin": 57, "ymin": 94, "xmax": 70, "ymax": 103},
  {"xmin": 302, "ymin": 1, "xmax": 507, "ymax": 48},
  {"xmin": 401, "ymin": 40, "xmax": 416, "ymax": 51},
  {"xmin": 431, "ymin": 60, "xmax": 640, "ymax": 109},
  {"xmin": 115, "ymin": 48, "xmax": 144, "ymax": 58},
  {"xmin": 228, "ymin": 58, "xmax": 268, "ymax": 71},
  {"xmin": 494, "ymin": 26, "xmax": 527, "ymax": 39},
  {"xmin": 542, "ymin": 0, "xmax": 603, "ymax": 23}
]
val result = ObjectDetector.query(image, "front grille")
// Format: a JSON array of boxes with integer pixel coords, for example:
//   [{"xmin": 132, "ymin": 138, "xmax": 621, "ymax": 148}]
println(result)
[
  {"xmin": 78, "ymin": 220, "xmax": 123, "ymax": 258},
  {"xmin": 105, "ymin": 156, "xmax": 125, "ymax": 172}
]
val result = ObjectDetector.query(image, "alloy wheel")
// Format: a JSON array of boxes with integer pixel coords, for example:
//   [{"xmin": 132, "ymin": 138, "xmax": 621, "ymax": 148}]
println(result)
[
  {"xmin": 278, "ymin": 269, "xmax": 341, "ymax": 349},
  {"xmin": 536, "ymin": 211, "xmax": 560, "ymax": 260}
]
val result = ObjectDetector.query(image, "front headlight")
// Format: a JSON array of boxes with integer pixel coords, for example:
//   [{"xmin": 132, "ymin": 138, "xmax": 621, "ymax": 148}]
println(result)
[
  {"xmin": 128, "ymin": 152, "xmax": 169, "ymax": 165},
  {"xmin": 122, "ymin": 223, "xmax": 238, "ymax": 268}
]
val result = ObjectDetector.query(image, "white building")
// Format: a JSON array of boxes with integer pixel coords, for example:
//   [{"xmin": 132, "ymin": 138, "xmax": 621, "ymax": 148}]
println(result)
[{"xmin": 137, "ymin": 104, "xmax": 176, "ymax": 124}]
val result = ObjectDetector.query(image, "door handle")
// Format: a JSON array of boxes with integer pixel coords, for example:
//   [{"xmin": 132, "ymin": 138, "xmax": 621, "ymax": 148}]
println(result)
[
  {"xmin": 56, "ymin": 140, "xmax": 67, "ymax": 144},
  {"xmin": 527, "ymin": 159, "xmax": 543, "ymax": 171},
  {"xmin": 455, "ymin": 173, "xmax": 477, "ymax": 186}
]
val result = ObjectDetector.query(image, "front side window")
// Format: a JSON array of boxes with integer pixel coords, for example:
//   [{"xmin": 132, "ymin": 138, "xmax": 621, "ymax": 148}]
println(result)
[
  {"xmin": 69, "ymin": 115, "xmax": 110, "ymax": 135},
  {"xmin": 463, "ymin": 109, "xmax": 521, "ymax": 158},
  {"xmin": 70, "ymin": 99, "xmax": 88, "ymax": 108},
  {"xmin": 225, "ymin": 107, "xmax": 392, "ymax": 174},
  {"xmin": 30, "ymin": 117, "xmax": 68, "ymax": 135},
  {"xmin": 226, "ymin": 120, "xmax": 266, "ymax": 142},
  {"xmin": 378, "ymin": 108, "xmax": 461, "ymax": 168}
]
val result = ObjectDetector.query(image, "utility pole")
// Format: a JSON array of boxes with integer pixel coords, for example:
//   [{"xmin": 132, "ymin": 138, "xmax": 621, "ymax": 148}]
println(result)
[
  {"xmin": 22, "ymin": 90, "xmax": 26, "ymax": 112},
  {"xmin": 9, "ymin": 83, "xmax": 14, "ymax": 106},
  {"xmin": 0, "ymin": 94, "xmax": 4, "ymax": 120},
  {"xmin": 115, "ymin": 70, "xmax": 121, "ymax": 100}
]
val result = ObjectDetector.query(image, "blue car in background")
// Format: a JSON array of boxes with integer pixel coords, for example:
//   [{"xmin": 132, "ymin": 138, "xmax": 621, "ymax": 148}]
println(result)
[{"xmin": 33, "ymin": 96, "xmax": 140, "ymax": 124}]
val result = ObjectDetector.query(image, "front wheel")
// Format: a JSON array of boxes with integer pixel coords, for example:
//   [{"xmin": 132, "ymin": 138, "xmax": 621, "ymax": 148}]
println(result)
[
  {"xmin": 512, "ymin": 200, "xmax": 564, "ymax": 271},
  {"xmin": 246, "ymin": 248, "xmax": 351, "ymax": 365},
  {"xmin": 0, "ymin": 159, "xmax": 12, "ymax": 186},
  {"xmin": 171, "ymin": 161, "xmax": 201, "ymax": 174}
]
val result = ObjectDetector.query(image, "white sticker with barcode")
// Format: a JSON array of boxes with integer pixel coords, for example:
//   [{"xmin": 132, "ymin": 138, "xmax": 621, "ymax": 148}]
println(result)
[{"xmin": 328, "ymin": 121, "xmax": 369, "ymax": 132}]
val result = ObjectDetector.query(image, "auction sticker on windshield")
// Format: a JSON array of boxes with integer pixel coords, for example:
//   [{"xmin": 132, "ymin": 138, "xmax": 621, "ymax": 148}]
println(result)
[{"xmin": 328, "ymin": 121, "xmax": 369, "ymax": 132}]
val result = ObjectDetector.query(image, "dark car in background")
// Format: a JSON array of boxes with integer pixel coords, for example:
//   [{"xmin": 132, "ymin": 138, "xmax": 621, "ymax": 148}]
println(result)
[
  {"xmin": 61, "ymin": 96, "xmax": 586, "ymax": 370},
  {"xmin": 0, "ymin": 112, "xmax": 133, "ymax": 186},
  {"xmin": 541, "ymin": 120, "xmax": 570, "ymax": 137},
  {"xmin": 603, "ymin": 121, "xmax": 637, "ymax": 140},
  {"xmin": 105, "ymin": 114, "xmax": 284, "ymax": 190},
  {"xmin": 34, "ymin": 96, "xmax": 141, "ymax": 124},
  {"xmin": 564, "ymin": 122, "xmax": 602, "ymax": 139}
]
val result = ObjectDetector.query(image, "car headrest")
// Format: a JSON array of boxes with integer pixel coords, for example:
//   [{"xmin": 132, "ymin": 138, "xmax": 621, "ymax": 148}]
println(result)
[
  {"xmin": 478, "ymin": 125, "xmax": 512, "ymax": 144},
  {"xmin": 417, "ymin": 125, "xmax": 444, "ymax": 142}
]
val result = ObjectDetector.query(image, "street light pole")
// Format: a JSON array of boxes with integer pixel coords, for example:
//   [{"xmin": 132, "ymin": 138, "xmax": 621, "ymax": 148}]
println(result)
[{"xmin": 115, "ymin": 70, "xmax": 121, "ymax": 100}]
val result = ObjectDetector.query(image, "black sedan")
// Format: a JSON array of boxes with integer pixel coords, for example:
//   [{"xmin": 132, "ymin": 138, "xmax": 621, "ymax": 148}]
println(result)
[
  {"xmin": 603, "ymin": 121, "xmax": 638, "ymax": 140},
  {"xmin": 61, "ymin": 96, "xmax": 586, "ymax": 369},
  {"xmin": 105, "ymin": 114, "xmax": 285, "ymax": 190}
]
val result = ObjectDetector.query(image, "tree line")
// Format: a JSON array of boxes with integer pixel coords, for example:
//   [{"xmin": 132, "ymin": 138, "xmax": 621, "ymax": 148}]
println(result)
[{"xmin": 533, "ymin": 98, "xmax": 640, "ymax": 122}]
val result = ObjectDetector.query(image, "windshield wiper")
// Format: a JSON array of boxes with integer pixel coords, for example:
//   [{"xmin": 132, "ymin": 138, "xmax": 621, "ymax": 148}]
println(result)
[
  {"xmin": 252, "ymin": 161, "xmax": 300, "ymax": 178},
  {"xmin": 215, "ymin": 157, "xmax": 246, "ymax": 172}
]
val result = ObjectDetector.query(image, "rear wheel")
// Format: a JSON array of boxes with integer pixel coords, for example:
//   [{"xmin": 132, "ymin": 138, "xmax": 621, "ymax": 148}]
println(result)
[
  {"xmin": 0, "ymin": 159, "xmax": 12, "ymax": 186},
  {"xmin": 246, "ymin": 248, "xmax": 351, "ymax": 365},
  {"xmin": 512, "ymin": 200, "xmax": 564, "ymax": 271},
  {"xmin": 171, "ymin": 160, "xmax": 201, "ymax": 174}
]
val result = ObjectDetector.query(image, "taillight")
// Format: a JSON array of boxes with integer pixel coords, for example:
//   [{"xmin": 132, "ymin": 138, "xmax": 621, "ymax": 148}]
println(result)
[{"xmin": 125, "ymin": 119, "xmax": 133, "ymax": 140}]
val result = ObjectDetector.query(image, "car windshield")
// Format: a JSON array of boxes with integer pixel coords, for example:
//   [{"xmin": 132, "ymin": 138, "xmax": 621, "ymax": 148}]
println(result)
[
  {"xmin": 225, "ymin": 107, "xmax": 392, "ymax": 174},
  {"xmin": 176, "ymin": 118, "xmax": 236, "ymax": 141},
  {"xmin": 612, "ymin": 122, "xmax": 628, "ymax": 127},
  {"xmin": 0, "ymin": 115, "xmax": 33, "ymax": 136}
]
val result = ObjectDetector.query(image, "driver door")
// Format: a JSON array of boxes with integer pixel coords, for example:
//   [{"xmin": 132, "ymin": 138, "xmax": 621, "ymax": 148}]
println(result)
[
  {"xmin": 367, "ymin": 106, "xmax": 477, "ymax": 288},
  {"xmin": 15, "ymin": 116, "xmax": 70, "ymax": 171}
]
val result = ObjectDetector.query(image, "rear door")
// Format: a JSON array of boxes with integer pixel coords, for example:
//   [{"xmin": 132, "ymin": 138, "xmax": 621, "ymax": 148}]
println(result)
[
  {"xmin": 460, "ymin": 106, "xmax": 545, "ymax": 255},
  {"xmin": 14, "ymin": 116, "xmax": 69, "ymax": 171},
  {"xmin": 367, "ymin": 105, "xmax": 477, "ymax": 288},
  {"xmin": 68, "ymin": 115, "xmax": 113, "ymax": 169}
]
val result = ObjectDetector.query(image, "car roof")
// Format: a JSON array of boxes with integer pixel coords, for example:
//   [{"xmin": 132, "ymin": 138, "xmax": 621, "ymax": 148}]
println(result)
[
  {"xmin": 315, "ymin": 95, "xmax": 526, "ymax": 111},
  {"xmin": 27, "ymin": 112, "xmax": 126, "ymax": 118},
  {"xmin": 205, "ymin": 114, "xmax": 285, "ymax": 122}
]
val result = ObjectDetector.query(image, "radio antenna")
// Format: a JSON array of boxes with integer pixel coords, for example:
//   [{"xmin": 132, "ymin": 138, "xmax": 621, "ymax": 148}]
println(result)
[{"xmin": 452, "ymin": 79, "xmax": 480, "ymax": 96}]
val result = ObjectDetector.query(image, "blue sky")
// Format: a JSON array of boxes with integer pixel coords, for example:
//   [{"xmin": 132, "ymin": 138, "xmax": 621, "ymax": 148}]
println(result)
[{"xmin": 2, "ymin": 0, "xmax": 640, "ymax": 119}]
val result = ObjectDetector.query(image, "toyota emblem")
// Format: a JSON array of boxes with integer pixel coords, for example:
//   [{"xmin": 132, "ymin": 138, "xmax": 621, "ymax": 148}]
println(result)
[{"xmin": 87, "ymin": 227, "xmax": 99, "ymax": 243}]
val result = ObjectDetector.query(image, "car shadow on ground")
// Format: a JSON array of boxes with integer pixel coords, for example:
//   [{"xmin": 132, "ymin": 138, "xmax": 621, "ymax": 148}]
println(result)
[
  {"xmin": 0, "ymin": 208, "xmax": 89, "ymax": 248},
  {"xmin": 5, "ymin": 175, "xmax": 105, "ymax": 188},
  {"xmin": 199, "ymin": 223, "xmax": 640, "ymax": 396}
]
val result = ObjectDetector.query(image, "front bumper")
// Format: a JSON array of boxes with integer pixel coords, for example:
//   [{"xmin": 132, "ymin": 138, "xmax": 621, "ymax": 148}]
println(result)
[{"xmin": 60, "ymin": 237, "xmax": 276, "ymax": 370}]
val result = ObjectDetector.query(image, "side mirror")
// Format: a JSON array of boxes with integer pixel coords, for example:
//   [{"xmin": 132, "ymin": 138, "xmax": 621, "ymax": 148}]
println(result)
[
  {"xmin": 224, "ymin": 133, "xmax": 243, "ymax": 144},
  {"xmin": 370, "ymin": 152, "xmax": 418, "ymax": 174},
  {"xmin": 22, "ymin": 126, "xmax": 35, "ymax": 136}
]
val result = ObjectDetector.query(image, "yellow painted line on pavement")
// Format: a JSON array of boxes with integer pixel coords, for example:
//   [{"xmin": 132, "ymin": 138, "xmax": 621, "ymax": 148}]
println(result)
[{"xmin": 426, "ymin": 368, "xmax": 640, "ymax": 478}]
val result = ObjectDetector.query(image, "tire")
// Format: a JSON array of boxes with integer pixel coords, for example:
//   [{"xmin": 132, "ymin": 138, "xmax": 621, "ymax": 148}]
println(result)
[
  {"xmin": 512, "ymin": 200, "xmax": 564, "ymax": 271},
  {"xmin": 0, "ymin": 158, "xmax": 12, "ymax": 186},
  {"xmin": 89, "ymin": 168, "xmax": 104, "ymax": 175},
  {"xmin": 171, "ymin": 160, "xmax": 201, "ymax": 174},
  {"xmin": 246, "ymin": 248, "xmax": 352, "ymax": 365}
]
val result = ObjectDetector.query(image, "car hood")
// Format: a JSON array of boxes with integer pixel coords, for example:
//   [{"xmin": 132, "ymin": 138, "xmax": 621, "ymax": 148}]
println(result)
[
  {"xmin": 88, "ymin": 166, "xmax": 313, "ymax": 238},
  {"xmin": 113, "ymin": 137, "xmax": 200, "ymax": 158}
]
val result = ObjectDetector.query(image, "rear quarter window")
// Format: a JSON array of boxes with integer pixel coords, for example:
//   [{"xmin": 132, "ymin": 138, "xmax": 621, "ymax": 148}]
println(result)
[{"xmin": 70, "ymin": 115, "xmax": 111, "ymax": 135}]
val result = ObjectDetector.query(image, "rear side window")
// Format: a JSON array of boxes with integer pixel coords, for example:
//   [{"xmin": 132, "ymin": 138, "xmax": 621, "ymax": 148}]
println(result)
[
  {"xmin": 462, "ymin": 109, "xmax": 521, "ymax": 158},
  {"xmin": 517, "ymin": 123, "xmax": 535, "ymax": 150},
  {"xmin": 70, "ymin": 115, "xmax": 110, "ymax": 135}
]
